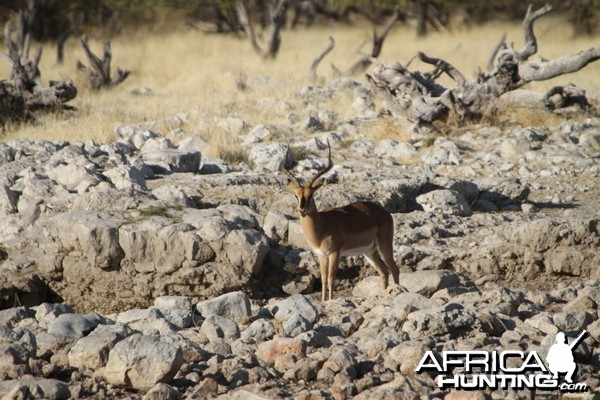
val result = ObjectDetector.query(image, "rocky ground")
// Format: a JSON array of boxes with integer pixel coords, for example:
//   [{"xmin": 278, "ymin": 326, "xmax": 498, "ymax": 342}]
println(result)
[{"xmin": 0, "ymin": 78, "xmax": 599, "ymax": 399}]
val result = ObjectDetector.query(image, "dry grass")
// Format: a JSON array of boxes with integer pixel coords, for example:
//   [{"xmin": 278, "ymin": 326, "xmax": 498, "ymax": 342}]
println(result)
[{"xmin": 1, "ymin": 15, "xmax": 599, "ymax": 151}]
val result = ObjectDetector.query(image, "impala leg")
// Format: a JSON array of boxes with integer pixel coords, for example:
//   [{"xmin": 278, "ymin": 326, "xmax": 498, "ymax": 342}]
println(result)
[
  {"xmin": 327, "ymin": 252, "xmax": 340, "ymax": 301},
  {"xmin": 318, "ymin": 255, "xmax": 328, "ymax": 302},
  {"xmin": 365, "ymin": 251, "xmax": 390, "ymax": 289},
  {"xmin": 379, "ymin": 243, "xmax": 399, "ymax": 285}
]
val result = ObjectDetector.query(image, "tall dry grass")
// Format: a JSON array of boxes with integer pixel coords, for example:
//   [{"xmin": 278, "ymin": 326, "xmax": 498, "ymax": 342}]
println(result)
[{"xmin": 1, "ymin": 15, "xmax": 599, "ymax": 152}]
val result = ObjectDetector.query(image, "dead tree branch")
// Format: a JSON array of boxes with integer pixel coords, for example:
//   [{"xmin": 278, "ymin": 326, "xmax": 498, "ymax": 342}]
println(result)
[
  {"xmin": 367, "ymin": 3, "xmax": 600, "ymax": 129},
  {"xmin": 309, "ymin": 36, "xmax": 335, "ymax": 80},
  {"xmin": 543, "ymin": 84, "xmax": 592, "ymax": 111},
  {"xmin": 417, "ymin": 51, "xmax": 466, "ymax": 86},
  {"xmin": 78, "ymin": 35, "xmax": 130, "ymax": 90},
  {"xmin": 519, "ymin": 3, "xmax": 553, "ymax": 60},
  {"xmin": 346, "ymin": 7, "xmax": 400, "ymax": 76},
  {"xmin": 487, "ymin": 33, "xmax": 507, "ymax": 71},
  {"xmin": 236, "ymin": 0, "xmax": 289, "ymax": 59},
  {"xmin": 3, "ymin": 0, "xmax": 42, "ymax": 83}
]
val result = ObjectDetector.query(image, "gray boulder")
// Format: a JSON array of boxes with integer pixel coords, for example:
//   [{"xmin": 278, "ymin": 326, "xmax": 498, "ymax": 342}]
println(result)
[
  {"xmin": 177, "ymin": 135, "xmax": 208, "ymax": 153},
  {"xmin": 116, "ymin": 308, "xmax": 178, "ymax": 335},
  {"xmin": 263, "ymin": 210, "xmax": 289, "ymax": 242},
  {"xmin": 142, "ymin": 149, "xmax": 201, "ymax": 173},
  {"xmin": 142, "ymin": 383, "xmax": 182, "ymax": 400},
  {"xmin": 375, "ymin": 139, "xmax": 417, "ymax": 160},
  {"xmin": 119, "ymin": 218, "xmax": 213, "ymax": 274},
  {"xmin": 200, "ymin": 314, "xmax": 240, "ymax": 341},
  {"xmin": 0, "ymin": 378, "xmax": 70, "ymax": 400},
  {"xmin": 270, "ymin": 294, "xmax": 320, "ymax": 324},
  {"xmin": 248, "ymin": 143, "xmax": 289, "ymax": 172},
  {"xmin": 0, "ymin": 343, "xmax": 30, "ymax": 378},
  {"xmin": 403, "ymin": 303, "xmax": 477, "ymax": 338},
  {"xmin": 53, "ymin": 211, "xmax": 125, "ymax": 270},
  {"xmin": 68, "ymin": 329, "xmax": 124, "ymax": 370},
  {"xmin": 399, "ymin": 270, "xmax": 463, "ymax": 297},
  {"xmin": 416, "ymin": 189, "xmax": 472, "ymax": 217},
  {"xmin": 47, "ymin": 313, "xmax": 110, "ymax": 339},
  {"xmin": 222, "ymin": 229, "xmax": 270, "ymax": 275},
  {"xmin": 151, "ymin": 185, "xmax": 195, "ymax": 208},
  {"xmin": 195, "ymin": 291, "xmax": 251, "ymax": 322},
  {"xmin": 104, "ymin": 333, "xmax": 184, "ymax": 390},
  {"xmin": 0, "ymin": 179, "xmax": 17, "ymax": 213},
  {"xmin": 102, "ymin": 165, "xmax": 147, "ymax": 192},
  {"xmin": 153, "ymin": 296, "xmax": 193, "ymax": 329},
  {"xmin": 116, "ymin": 125, "xmax": 159, "ymax": 150},
  {"xmin": 241, "ymin": 319, "xmax": 276, "ymax": 343},
  {"xmin": 34, "ymin": 303, "xmax": 74, "ymax": 329}
]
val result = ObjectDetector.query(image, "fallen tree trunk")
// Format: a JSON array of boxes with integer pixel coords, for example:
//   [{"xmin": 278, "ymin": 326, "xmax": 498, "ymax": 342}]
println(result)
[
  {"xmin": 367, "ymin": 3, "xmax": 599, "ymax": 129},
  {"xmin": 0, "ymin": 1, "xmax": 77, "ymax": 126}
]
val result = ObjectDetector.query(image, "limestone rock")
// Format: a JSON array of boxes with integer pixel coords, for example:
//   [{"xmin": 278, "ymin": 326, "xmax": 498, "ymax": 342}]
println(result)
[
  {"xmin": 195, "ymin": 291, "xmax": 251, "ymax": 322},
  {"xmin": 104, "ymin": 333, "xmax": 184, "ymax": 390},
  {"xmin": 416, "ymin": 189, "xmax": 472, "ymax": 217}
]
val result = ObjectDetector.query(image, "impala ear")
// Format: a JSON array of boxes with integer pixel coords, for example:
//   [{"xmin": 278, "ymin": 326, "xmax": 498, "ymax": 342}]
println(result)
[
  {"xmin": 311, "ymin": 178, "xmax": 325, "ymax": 190},
  {"xmin": 287, "ymin": 180, "xmax": 298, "ymax": 190}
]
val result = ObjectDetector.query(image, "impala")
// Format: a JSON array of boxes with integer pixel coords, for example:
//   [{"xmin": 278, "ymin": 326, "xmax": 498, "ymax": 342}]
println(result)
[{"xmin": 283, "ymin": 143, "xmax": 400, "ymax": 301}]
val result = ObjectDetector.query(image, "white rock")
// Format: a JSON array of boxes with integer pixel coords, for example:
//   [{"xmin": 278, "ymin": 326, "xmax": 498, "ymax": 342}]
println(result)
[
  {"xmin": 0, "ymin": 378, "xmax": 70, "ymax": 400},
  {"xmin": 47, "ymin": 313, "xmax": 110, "ymax": 338},
  {"xmin": 68, "ymin": 331, "xmax": 122, "ymax": 370},
  {"xmin": 248, "ymin": 143, "xmax": 289, "ymax": 172},
  {"xmin": 375, "ymin": 139, "xmax": 417, "ymax": 160},
  {"xmin": 177, "ymin": 135, "xmax": 208, "ymax": 153},
  {"xmin": 196, "ymin": 291, "xmax": 251, "ymax": 322},
  {"xmin": 0, "ymin": 179, "xmax": 17, "ymax": 213},
  {"xmin": 416, "ymin": 189, "xmax": 472, "ymax": 217},
  {"xmin": 222, "ymin": 229, "xmax": 270, "ymax": 274},
  {"xmin": 142, "ymin": 149, "xmax": 201, "ymax": 173},
  {"xmin": 104, "ymin": 333, "xmax": 184, "ymax": 390},
  {"xmin": 200, "ymin": 314, "xmax": 240, "ymax": 341},
  {"xmin": 116, "ymin": 308, "xmax": 178, "ymax": 335},
  {"xmin": 270, "ymin": 294, "xmax": 320, "ymax": 324},
  {"xmin": 102, "ymin": 165, "xmax": 147, "ymax": 192},
  {"xmin": 398, "ymin": 270, "xmax": 463, "ymax": 297},
  {"xmin": 263, "ymin": 210, "xmax": 289, "ymax": 242}
]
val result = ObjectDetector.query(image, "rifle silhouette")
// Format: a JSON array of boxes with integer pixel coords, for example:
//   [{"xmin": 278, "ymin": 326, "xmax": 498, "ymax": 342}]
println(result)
[{"xmin": 569, "ymin": 330, "xmax": 587, "ymax": 350}]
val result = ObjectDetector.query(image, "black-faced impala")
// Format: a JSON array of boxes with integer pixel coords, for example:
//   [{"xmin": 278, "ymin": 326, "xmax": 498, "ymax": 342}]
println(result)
[{"xmin": 283, "ymin": 143, "xmax": 400, "ymax": 301}]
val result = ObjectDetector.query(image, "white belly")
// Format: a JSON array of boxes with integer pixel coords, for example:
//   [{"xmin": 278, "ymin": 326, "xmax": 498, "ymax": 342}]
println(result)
[
  {"xmin": 341, "ymin": 242, "xmax": 377, "ymax": 256},
  {"xmin": 312, "ymin": 241, "xmax": 377, "ymax": 257}
]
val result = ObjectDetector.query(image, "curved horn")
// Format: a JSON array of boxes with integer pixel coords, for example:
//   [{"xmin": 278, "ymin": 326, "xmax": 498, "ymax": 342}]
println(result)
[{"xmin": 308, "ymin": 139, "xmax": 333, "ymax": 188}]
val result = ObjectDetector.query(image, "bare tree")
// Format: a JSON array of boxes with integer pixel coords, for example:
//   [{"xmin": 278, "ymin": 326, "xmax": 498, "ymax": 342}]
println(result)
[
  {"xmin": 56, "ymin": 10, "xmax": 84, "ymax": 64},
  {"xmin": 367, "ymin": 4, "xmax": 599, "ymax": 129},
  {"xmin": 235, "ymin": 0, "xmax": 289, "ymax": 59},
  {"xmin": 77, "ymin": 35, "xmax": 130, "ymax": 90},
  {"xmin": 337, "ymin": 7, "xmax": 400, "ymax": 76}
]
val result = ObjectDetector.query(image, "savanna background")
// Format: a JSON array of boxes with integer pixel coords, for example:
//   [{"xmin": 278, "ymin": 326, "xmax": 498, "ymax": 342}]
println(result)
[{"xmin": 1, "ymin": 0, "xmax": 599, "ymax": 155}]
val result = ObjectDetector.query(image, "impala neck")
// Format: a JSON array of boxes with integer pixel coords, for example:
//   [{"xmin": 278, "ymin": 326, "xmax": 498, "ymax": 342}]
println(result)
[{"xmin": 299, "ymin": 198, "xmax": 325, "ymax": 237}]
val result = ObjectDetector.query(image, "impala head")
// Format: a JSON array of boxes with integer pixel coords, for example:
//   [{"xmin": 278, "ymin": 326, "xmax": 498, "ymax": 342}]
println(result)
[{"xmin": 283, "ymin": 142, "xmax": 333, "ymax": 218}]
